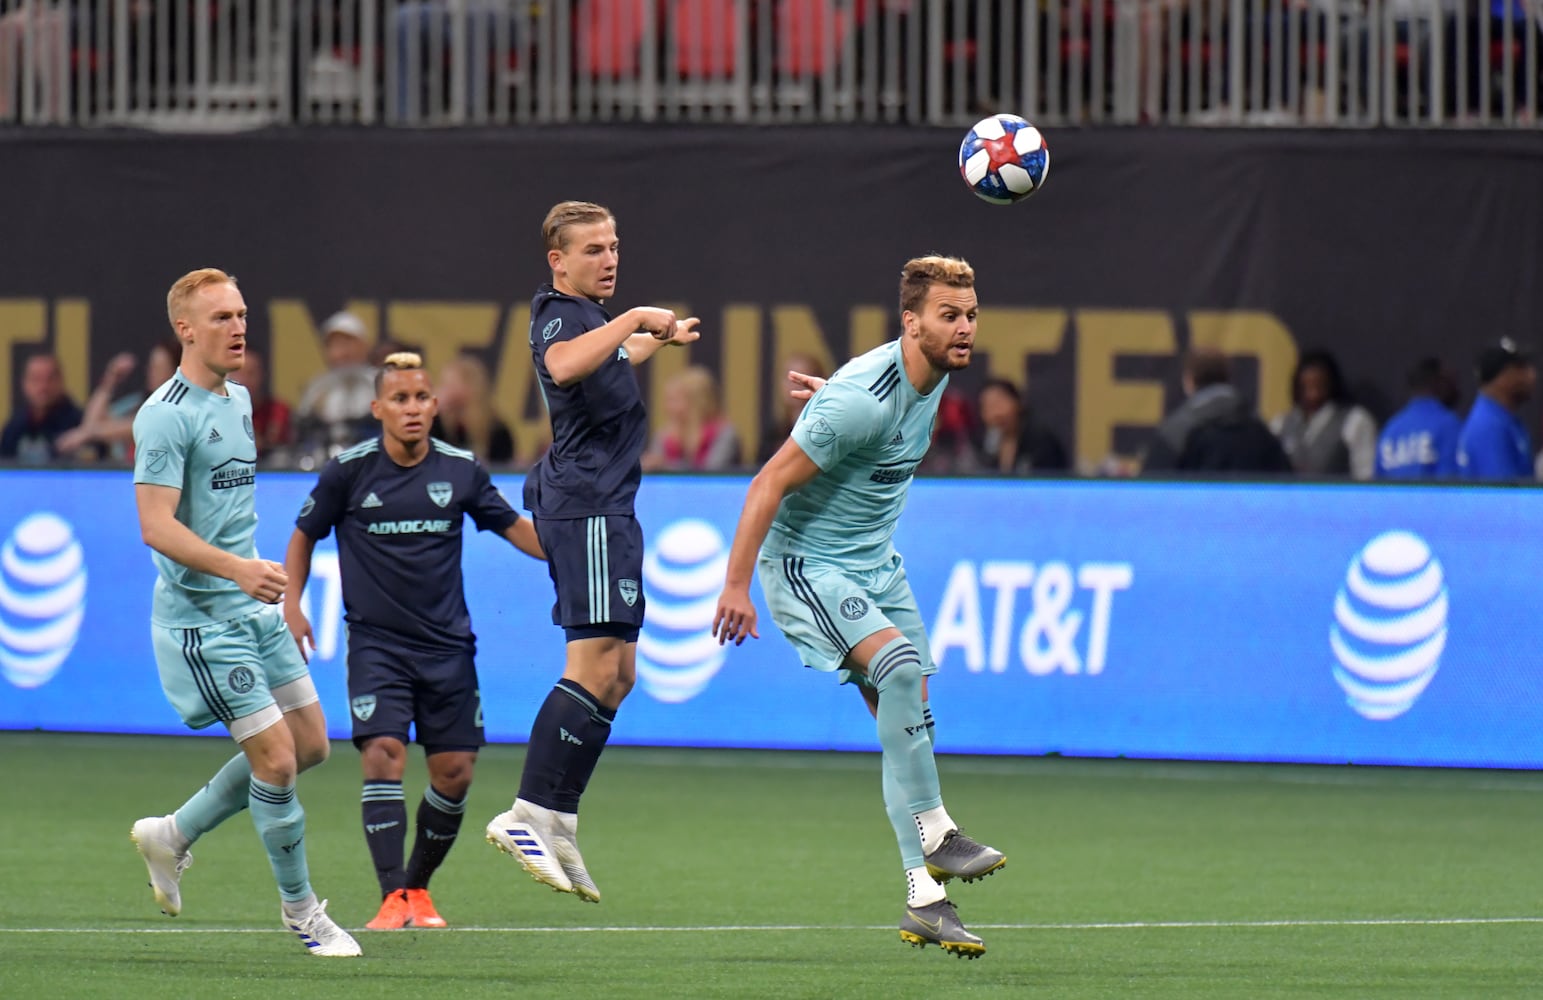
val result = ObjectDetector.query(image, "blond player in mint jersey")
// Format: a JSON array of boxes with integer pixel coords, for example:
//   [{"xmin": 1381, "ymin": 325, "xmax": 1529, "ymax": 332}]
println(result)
[
  {"xmin": 128, "ymin": 268, "xmax": 360, "ymax": 958},
  {"xmin": 713, "ymin": 256, "xmax": 1005, "ymax": 959}
]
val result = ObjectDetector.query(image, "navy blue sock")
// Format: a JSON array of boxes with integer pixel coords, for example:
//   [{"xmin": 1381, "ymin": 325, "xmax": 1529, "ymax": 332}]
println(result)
[
  {"xmin": 555, "ymin": 688, "xmax": 616, "ymax": 812},
  {"xmin": 361, "ymin": 780, "xmax": 407, "ymax": 896},
  {"xmin": 518, "ymin": 680, "xmax": 609, "ymax": 812},
  {"xmin": 405, "ymin": 784, "xmax": 466, "ymax": 890}
]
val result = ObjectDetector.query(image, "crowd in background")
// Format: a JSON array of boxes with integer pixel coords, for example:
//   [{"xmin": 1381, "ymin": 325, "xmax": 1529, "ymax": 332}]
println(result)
[{"xmin": 2, "ymin": 319, "xmax": 1537, "ymax": 482}]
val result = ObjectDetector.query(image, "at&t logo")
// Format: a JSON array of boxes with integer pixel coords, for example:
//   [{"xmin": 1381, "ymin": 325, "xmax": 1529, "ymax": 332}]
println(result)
[
  {"xmin": 0, "ymin": 512, "xmax": 87, "ymax": 689},
  {"xmin": 636, "ymin": 519, "xmax": 729, "ymax": 703},
  {"xmin": 1330, "ymin": 530, "xmax": 1447, "ymax": 720}
]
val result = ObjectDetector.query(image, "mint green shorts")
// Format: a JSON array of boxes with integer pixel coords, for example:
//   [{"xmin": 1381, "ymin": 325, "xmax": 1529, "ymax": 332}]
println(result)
[
  {"xmin": 151, "ymin": 606, "xmax": 309, "ymax": 731},
  {"xmin": 758, "ymin": 551, "xmax": 936, "ymax": 686}
]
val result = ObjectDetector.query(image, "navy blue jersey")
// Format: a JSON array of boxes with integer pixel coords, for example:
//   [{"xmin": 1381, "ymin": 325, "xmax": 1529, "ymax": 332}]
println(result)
[
  {"xmin": 523, "ymin": 283, "xmax": 647, "ymax": 519},
  {"xmin": 295, "ymin": 436, "xmax": 522, "ymax": 652}
]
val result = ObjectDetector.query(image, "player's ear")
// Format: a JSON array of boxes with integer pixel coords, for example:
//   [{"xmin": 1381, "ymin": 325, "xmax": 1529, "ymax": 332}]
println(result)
[
  {"xmin": 547, "ymin": 247, "xmax": 564, "ymax": 273},
  {"xmin": 370, "ymin": 398, "xmax": 383, "ymax": 420}
]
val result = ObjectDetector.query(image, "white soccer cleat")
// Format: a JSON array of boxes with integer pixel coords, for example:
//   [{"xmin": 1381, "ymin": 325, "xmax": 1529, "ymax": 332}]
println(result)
[
  {"xmin": 284, "ymin": 898, "xmax": 362, "ymax": 957},
  {"xmin": 550, "ymin": 812, "xmax": 601, "ymax": 904},
  {"xmin": 485, "ymin": 801, "xmax": 574, "ymax": 895},
  {"xmin": 130, "ymin": 815, "xmax": 192, "ymax": 917}
]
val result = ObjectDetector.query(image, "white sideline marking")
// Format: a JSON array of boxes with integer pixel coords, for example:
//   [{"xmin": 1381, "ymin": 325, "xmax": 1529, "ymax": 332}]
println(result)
[{"xmin": 5, "ymin": 917, "xmax": 1541, "ymax": 935}]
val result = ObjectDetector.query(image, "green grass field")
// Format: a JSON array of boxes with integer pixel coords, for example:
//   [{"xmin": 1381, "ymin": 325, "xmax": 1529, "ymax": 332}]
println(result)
[{"xmin": 2, "ymin": 732, "xmax": 1540, "ymax": 999}]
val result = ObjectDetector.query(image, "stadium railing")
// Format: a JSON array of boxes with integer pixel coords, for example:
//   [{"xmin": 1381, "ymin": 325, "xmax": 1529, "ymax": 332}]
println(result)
[{"xmin": 1, "ymin": 0, "xmax": 1538, "ymax": 128}]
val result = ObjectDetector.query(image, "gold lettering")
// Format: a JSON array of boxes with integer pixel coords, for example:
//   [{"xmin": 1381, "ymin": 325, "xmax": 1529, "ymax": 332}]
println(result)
[
  {"xmin": 974, "ymin": 308, "xmax": 1069, "ymax": 384},
  {"xmin": 721, "ymin": 305, "xmax": 763, "ymax": 463},
  {"xmin": 0, "ymin": 300, "xmax": 47, "ymax": 421},
  {"xmin": 385, "ymin": 303, "xmax": 500, "ymax": 375},
  {"xmin": 268, "ymin": 300, "xmax": 378, "ymax": 410},
  {"xmin": 847, "ymin": 305, "xmax": 890, "ymax": 358},
  {"xmin": 1075, "ymin": 311, "xmax": 1176, "ymax": 471},
  {"xmin": 491, "ymin": 305, "xmax": 546, "ymax": 464},
  {"xmin": 53, "ymin": 300, "xmax": 90, "ymax": 406},
  {"xmin": 1186, "ymin": 311, "xmax": 1299, "ymax": 422}
]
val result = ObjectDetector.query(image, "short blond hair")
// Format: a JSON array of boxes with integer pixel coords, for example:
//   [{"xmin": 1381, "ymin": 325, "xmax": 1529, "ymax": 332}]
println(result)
[
  {"xmin": 166, "ymin": 268, "xmax": 238, "ymax": 328},
  {"xmin": 542, "ymin": 200, "xmax": 614, "ymax": 252},
  {"xmin": 375, "ymin": 350, "xmax": 426, "ymax": 394},
  {"xmin": 898, "ymin": 256, "xmax": 975, "ymax": 316}
]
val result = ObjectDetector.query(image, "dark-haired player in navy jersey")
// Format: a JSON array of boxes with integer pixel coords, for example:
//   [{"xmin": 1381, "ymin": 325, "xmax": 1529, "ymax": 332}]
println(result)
[
  {"xmin": 283, "ymin": 351, "xmax": 545, "ymax": 930},
  {"xmin": 485, "ymin": 200, "xmax": 700, "ymax": 903}
]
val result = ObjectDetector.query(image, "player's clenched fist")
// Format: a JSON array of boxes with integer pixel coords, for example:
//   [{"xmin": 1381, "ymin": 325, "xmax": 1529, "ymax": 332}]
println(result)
[{"xmin": 235, "ymin": 558, "xmax": 288, "ymax": 604}]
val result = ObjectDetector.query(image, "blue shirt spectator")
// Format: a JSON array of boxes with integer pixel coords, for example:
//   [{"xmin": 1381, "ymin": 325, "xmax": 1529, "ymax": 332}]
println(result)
[
  {"xmin": 1457, "ymin": 340, "xmax": 1535, "ymax": 481},
  {"xmin": 1375, "ymin": 358, "xmax": 1461, "ymax": 479}
]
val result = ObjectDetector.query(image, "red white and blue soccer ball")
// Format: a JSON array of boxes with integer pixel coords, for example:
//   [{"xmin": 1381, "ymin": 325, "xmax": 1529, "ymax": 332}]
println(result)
[{"xmin": 958, "ymin": 114, "xmax": 1049, "ymax": 205}]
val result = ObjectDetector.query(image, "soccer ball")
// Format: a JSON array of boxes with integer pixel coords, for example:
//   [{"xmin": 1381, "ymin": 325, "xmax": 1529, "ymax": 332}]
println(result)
[{"xmin": 958, "ymin": 114, "xmax": 1049, "ymax": 205}]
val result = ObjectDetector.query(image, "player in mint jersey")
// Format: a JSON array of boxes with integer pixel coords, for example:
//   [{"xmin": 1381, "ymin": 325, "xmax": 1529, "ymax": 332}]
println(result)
[
  {"xmin": 484, "ymin": 200, "xmax": 699, "ymax": 904},
  {"xmin": 128, "ymin": 269, "xmax": 360, "ymax": 957},
  {"xmin": 284, "ymin": 352, "xmax": 546, "ymax": 931},
  {"xmin": 713, "ymin": 256, "xmax": 1004, "ymax": 959}
]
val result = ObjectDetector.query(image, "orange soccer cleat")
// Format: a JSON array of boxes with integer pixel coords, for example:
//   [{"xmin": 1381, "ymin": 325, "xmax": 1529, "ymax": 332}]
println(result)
[
  {"xmin": 365, "ymin": 889, "xmax": 412, "ymax": 930},
  {"xmin": 405, "ymin": 888, "xmax": 447, "ymax": 928}
]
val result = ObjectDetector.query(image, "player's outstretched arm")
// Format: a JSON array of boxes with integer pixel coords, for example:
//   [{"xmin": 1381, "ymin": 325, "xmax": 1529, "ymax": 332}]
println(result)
[
  {"xmin": 544, "ymin": 306, "xmax": 680, "ymax": 386},
  {"xmin": 135, "ymin": 483, "xmax": 288, "ymax": 603},
  {"xmin": 502, "ymin": 516, "xmax": 546, "ymax": 561},
  {"xmin": 712, "ymin": 439, "xmax": 823, "ymax": 646},
  {"xmin": 282, "ymin": 528, "xmax": 318, "ymax": 661},
  {"xmin": 624, "ymin": 316, "xmax": 702, "ymax": 365}
]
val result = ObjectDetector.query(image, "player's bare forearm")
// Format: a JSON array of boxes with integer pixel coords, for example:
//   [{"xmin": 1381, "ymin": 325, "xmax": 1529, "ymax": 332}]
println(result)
[
  {"xmin": 135, "ymin": 483, "xmax": 247, "ymax": 581},
  {"xmin": 283, "ymin": 529, "xmax": 316, "ymax": 609},
  {"xmin": 503, "ymin": 517, "xmax": 546, "ymax": 561},
  {"xmin": 545, "ymin": 308, "xmax": 658, "ymax": 386},
  {"xmin": 623, "ymin": 317, "xmax": 701, "ymax": 364}
]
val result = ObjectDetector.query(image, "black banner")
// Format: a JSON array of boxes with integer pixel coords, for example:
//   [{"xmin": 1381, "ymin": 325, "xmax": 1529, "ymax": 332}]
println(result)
[{"xmin": 2, "ymin": 126, "xmax": 1540, "ymax": 469}]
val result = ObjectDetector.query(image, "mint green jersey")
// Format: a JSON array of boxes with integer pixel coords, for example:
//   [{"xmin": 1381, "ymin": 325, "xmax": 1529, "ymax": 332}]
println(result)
[
  {"xmin": 132, "ymin": 371, "xmax": 262, "ymax": 627},
  {"xmin": 765, "ymin": 339, "xmax": 946, "ymax": 569}
]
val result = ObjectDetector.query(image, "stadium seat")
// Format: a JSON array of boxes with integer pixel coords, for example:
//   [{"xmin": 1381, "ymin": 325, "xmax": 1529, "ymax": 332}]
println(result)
[
  {"xmin": 777, "ymin": 0, "xmax": 855, "ymax": 78},
  {"xmin": 577, "ymin": 0, "xmax": 654, "ymax": 78},
  {"xmin": 672, "ymin": 0, "xmax": 740, "ymax": 78}
]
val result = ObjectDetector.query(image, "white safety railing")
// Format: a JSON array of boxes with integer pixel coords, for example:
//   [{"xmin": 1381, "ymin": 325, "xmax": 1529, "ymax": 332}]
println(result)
[{"xmin": 2, "ymin": 0, "xmax": 1539, "ymax": 128}]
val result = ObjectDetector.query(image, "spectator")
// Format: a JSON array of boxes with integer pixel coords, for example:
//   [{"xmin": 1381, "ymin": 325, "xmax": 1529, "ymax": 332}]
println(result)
[
  {"xmin": 295, "ymin": 310, "xmax": 376, "ymax": 457},
  {"xmin": 1458, "ymin": 338, "xmax": 1535, "ymax": 480},
  {"xmin": 1, "ymin": 352, "xmax": 83, "ymax": 463},
  {"xmin": 240, "ymin": 349, "xmax": 294, "ymax": 458},
  {"xmin": 1143, "ymin": 348, "xmax": 1291, "ymax": 474},
  {"xmin": 919, "ymin": 390, "xmax": 979, "ymax": 474},
  {"xmin": 1375, "ymin": 357, "xmax": 1462, "ymax": 479},
  {"xmin": 1272, "ymin": 350, "xmax": 1378, "ymax": 479},
  {"xmin": 431, "ymin": 353, "xmax": 515, "ymax": 464},
  {"xmin": 756, "ymin": 351, "xmax": 828, "ymax": 464},
  {"xmin": 974, "ymin": 376, "xmax": 1068, "ymax": 474},
  {"xmin": 643, "ymin": 365, "xmax": 741, "ymax": 471},
  {"xmin": 55, "ymin": 339, "xmax": 181, "ymax": 463}
]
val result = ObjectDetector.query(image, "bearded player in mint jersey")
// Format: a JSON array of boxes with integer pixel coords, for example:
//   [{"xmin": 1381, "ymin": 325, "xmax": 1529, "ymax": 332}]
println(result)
[
  {"xmin": 485, "ymin": 200, "xmax": 699, "ymax": 904},
  {"xmin": 284, "ymin": 351, "xmax": 544, "ymax": 931}
]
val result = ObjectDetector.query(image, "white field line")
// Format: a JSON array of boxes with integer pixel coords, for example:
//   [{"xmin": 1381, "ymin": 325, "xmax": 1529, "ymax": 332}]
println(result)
[{"xmin": 4, "ymin": 917, "xmax": 1542, "ymax": 935}]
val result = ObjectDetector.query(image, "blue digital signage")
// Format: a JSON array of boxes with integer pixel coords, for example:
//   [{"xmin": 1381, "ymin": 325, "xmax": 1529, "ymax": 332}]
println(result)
[{"xmin": 1, "ymin": 470, "xmax": 1538, "ymax": 768}]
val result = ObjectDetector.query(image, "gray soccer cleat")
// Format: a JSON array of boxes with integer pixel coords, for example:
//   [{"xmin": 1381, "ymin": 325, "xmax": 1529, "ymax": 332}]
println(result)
[
  {"xmin": 130, "ymin": 815, "xmax": 193, "ymax": 917},
  {"xmin": 923, "ymin": 829, "xmax": 1006, "ymax": 885},
  {"xmin": 485, "ymin": 801, "xmax": 575, "ymax": 895},
  {"xmin": 898, "ymin": 899, "xmax": 985, "ymax": 958}
]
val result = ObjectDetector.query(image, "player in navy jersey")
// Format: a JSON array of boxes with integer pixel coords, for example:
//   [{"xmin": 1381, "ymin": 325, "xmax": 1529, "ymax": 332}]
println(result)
[
  {"xmin": 284, "ymin": 352, "xmax": 545, "ymax": 930},
  {"xmin": 713, "ymin": 256, "xmax": 1004, "ymax": 958},
  {"xmin": 484, "ymin": 200, "xmax": 699, "ymax": 903}
]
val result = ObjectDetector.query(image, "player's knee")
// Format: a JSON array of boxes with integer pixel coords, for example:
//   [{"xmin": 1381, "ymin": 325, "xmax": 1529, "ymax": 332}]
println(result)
[
  {"xmin": 430, "ymin": 757, "xmax": 474, "ymax": 798},
  {"xmin": 358, "ymin": 737, "xmax": 406, "ymax": 779},
  {"xmin": 869, "ymin": 637, "xmax": 924, "ymax": 697},
  {"xmin": 296, "ymin": 737, "xmax": 329, "ymax": 773}
]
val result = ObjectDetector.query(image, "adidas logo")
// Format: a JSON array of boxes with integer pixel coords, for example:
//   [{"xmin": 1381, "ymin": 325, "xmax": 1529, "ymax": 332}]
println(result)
[
  {"xmin": 559, "ymin": 727, "xmax": 584, "ymax": 746},
  {"xmin": 208, "ymin": 428, "xmax": 223, "ymax": 443},
  {"xmin": 890, "ymin": 431, "xmax": 903, "ymax": 445},
  {"xmin": 361, "ymin": 492, "xmax": 383, "ymax": 509}
]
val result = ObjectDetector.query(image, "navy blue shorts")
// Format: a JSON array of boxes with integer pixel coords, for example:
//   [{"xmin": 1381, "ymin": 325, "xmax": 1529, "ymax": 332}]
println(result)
[
  {"xmin": 535, "ymin": 514, "xmax": 646, "ymax": 630},
  {"xmin": 346, "ymin": 639, "xmax": 484, "ymax": 753}
]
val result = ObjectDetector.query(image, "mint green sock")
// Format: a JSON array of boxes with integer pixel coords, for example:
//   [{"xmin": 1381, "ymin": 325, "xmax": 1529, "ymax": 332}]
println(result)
[
  {"xmin": 883, "ymin": 700, "xmax": 937, "ymax": 869},
  {"xmin": 249, "ymin": 777, "xmax": 312, "ymax": 904},
  {"xmin": 173, "ymin": 753, "xmax": 252, "ymax": 844},
  {"xmin": 872, "ymin": 637, "xmax": 942, "ymax": 817}
]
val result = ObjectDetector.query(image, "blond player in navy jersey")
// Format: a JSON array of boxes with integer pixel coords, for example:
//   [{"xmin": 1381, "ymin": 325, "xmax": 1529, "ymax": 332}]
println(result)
[
  {"xmin": 713, "ymin": 256, "xmax": 1005, "ymax": 958},
  {"xmin": 129, "ymin": 268, "xmax": 359, "ymax": 958}
]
